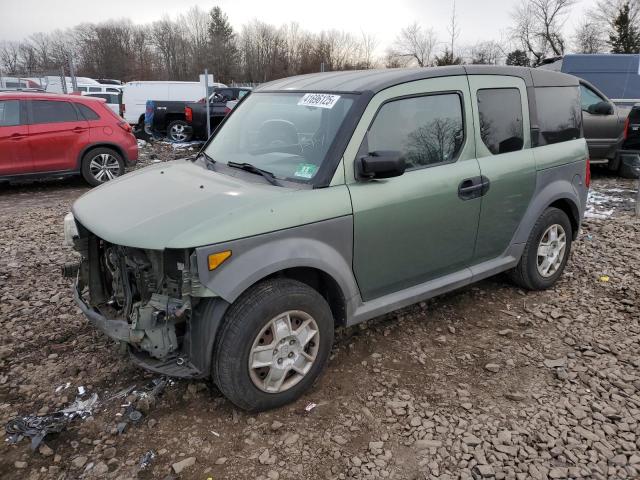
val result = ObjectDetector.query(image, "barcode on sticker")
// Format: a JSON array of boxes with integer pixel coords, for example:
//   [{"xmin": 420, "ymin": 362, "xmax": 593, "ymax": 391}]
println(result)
[{"xmin": 298, "ymin": 93, "xmax": 340, "ymax": 109}]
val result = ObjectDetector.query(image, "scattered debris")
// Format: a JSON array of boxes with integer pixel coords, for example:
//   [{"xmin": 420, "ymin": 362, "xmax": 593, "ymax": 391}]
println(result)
[
  {"xmin": 599, "ymin": 274, "xmax": 610, "ymax": 282},
  {"xmin": 304, "ymin": 402, "xmax": 317, "ymax": 413},
  {"xmin": 5, "ymin": 394, "xmax": 98, "ymax": 450},
  {"xmin": 138, "ymin": 450, "xmax": 156, "ymax": 470}
]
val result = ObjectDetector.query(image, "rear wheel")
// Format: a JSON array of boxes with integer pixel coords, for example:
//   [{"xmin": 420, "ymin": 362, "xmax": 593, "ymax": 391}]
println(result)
[
  {"xmin": 167, "ymin": 120, "xmax": 192, "ymax": 142},
  {"xmin": 81, "ymin": 148, "xmax": 124, "ymax": 187},
  {"xmin": 213, "ymin": 279, "xmax": 334, "ymax": 411},
  {"xmin": 508, "ymin": 207, "xmax": 573, "ymax": 290}
]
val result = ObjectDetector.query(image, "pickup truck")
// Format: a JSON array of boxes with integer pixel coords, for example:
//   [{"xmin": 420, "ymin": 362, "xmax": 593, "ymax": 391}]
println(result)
[
  {"xmin": 184, "ymin": 88, "xmax": 251, "ymax": 140},
  {"xmin": 579, "ymin": 79, "xmax": 640, "ymax": 178},
  {"xmin": 184, "ymin": 87, "xmax": 251, "ymax": 140},
  {"xmin": 144, "ymin": 86, "xmax": 240, "ymax": 142}
]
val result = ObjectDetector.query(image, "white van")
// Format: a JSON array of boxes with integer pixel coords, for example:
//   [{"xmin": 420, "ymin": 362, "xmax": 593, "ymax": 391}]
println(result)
[
  {"xmin": 82, "ymin": 91, "xmax": 123, "ymax": 116},
  {"xmin": 121, "ymin": 81, "xmax": 225, "ymax": 127},
  {"xmin": 77, "ymin": 84, "xmax": 123, "ymax": 94}
]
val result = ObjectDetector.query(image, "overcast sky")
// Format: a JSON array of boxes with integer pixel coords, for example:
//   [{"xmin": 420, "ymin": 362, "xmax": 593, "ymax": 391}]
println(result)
[{"xmin": 1, "ymin": 0, "xmax": 598, "ymax": 53}]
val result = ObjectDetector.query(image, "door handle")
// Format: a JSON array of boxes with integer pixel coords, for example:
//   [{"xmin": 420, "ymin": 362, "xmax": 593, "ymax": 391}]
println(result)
[
  {"xmin": 9, "ymin": 133, "xmax": 27, "ymax": 140},
  {"xmin": 72, "ymin": 127, "xmax": 87, "ymax": 133},
  {"xmin": 458, "ymin": 176, "xmax": 490, "ymax": 200}
]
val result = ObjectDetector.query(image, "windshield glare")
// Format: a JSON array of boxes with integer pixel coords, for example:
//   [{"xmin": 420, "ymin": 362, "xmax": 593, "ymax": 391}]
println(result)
[{"xmin": 204, "ymin": 92, "xmax": 354, "ymax": 182}]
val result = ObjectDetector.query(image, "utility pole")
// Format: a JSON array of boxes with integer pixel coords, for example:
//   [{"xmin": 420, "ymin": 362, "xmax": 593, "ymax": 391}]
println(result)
[
  {"xmin": 60, "ymin": 66, "xmax": 67, "ymax": 94},
  {"xmin": 68, "ymin": 57, "xmax": 78, "ymax": 93},
  {"xmin": 204, "ymin": 69, "xmax": 211, "ymax": 138}
]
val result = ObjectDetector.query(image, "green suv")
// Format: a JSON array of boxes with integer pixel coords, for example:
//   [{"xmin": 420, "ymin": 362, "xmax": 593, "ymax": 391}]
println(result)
[{"xmin": 65, "ymin": 66, "xmax": 589, "ymax": 411}]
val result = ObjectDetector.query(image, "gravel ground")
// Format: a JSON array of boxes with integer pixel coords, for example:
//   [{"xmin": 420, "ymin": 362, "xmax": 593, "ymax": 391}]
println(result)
[{"xmin": 0, "ymin": 143, "xmax": 639, "ymax": 480}]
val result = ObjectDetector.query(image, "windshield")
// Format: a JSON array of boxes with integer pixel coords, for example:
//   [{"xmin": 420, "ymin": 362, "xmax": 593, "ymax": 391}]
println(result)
[{"xmin": 204, "ymin": 92, "xmax": 355, "ymax": 183}]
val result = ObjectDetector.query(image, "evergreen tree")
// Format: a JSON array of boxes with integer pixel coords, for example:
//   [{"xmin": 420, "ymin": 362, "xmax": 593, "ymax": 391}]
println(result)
[
  {"xmin": 434, "ymin": 48, "xmax": 462, "ymax": 66},
  {"xmin": 609, "ymin": 2, "xmax": 640, "ymax": 54},
  {"xmin": 207, "ymin": 6, "xmax": 238, "ymax": 83},
  {"xmin": 506, "ymin": 49, "xmax": 531, "ymax": 66}
]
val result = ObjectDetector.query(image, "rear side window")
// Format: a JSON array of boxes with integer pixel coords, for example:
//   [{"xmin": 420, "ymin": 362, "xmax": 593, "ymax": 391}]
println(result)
[
  {"xmin": 367, "ymin": 93, "xmax": 464, "ymax": 170},
  {"xmin": 477, "ymin": 88, "xmax": 524, "ymax": 155},
  {"xmin": 77, "ymin": 103, "xmax": 100, "ymax": 120},
  {"xmin": 0, "ymin": 100, "xmax": 21, "ymax": 126},
  {"xmin": 535, "ymin": 86, "xmax": 582, "ymax": 145},
  {"xmin": 31, "ymin": 100, "xmax": 78, "ymax": 124}
]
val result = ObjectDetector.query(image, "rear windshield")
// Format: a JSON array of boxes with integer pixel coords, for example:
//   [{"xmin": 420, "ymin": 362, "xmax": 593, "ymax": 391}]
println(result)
[{"xmin": 535, "ymin": 86, "xmax": 583, "ymax": 145}]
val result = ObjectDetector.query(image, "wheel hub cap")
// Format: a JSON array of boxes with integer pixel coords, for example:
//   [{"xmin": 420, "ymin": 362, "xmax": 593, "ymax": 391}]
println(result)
[
  {"xmin": 536, "ymin": 224, "xmax": 567, "ymax": 277},
  {"xmin": 170, "ymin": 124, "xmax": 187, "ymax": 142},
  {"xmin": 89, "ymin": 154, "xmax": 120, "ymax": 183},
  {"xmin": 249, "ymin": 310, "xmax": 319, "ymax": 393}
]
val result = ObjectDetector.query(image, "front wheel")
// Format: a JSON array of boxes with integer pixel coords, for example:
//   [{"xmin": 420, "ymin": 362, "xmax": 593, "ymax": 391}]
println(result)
[
  {"xmin": 212, "ymin": 279, "xmax": 334, "ymax": 411},
  {"xmin": 508, "ymin": 207, "xmax": 573, "ymax": 290},
  {"xmin": 81, "ymin": 148, "xmax": 124, "ymax": 187},
  {"xmin": 167, "ymin": 120, "xmax": 192, "ymax": 142}
]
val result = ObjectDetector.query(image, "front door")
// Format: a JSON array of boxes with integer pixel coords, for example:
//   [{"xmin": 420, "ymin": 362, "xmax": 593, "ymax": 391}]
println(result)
[
  {"xmin": 580, "ymin": 83, "xmax": 622, "ymax": 160},
  {"xmin": 466, "ymin": 75, "xmax": 536, "ymax": 263},
  {"xmin": 347, "ymin": 77, "xmax": 482, "ymax": 301},
  {"xmin": 0, "ymin": 99, "xmax": 31, "ymax": 176},
  {"xmin": 27, "ymin": 99, "xmax": 89, "ymax": 173}
]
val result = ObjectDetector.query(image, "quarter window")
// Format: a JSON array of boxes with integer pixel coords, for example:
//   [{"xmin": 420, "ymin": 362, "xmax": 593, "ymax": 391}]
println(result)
[
  {"xmin": 535, "ymin": 86, "xmax": 582, "ymax": 145},
  {"xmin": 366, "ymin": 93, "xmax": 464, "ymax": 170},
  {"xmin": 0, "ymin": 100, "xmax": 20, "ymax": 126},
  {"xmin": 31, "ymin": 100, "xmax": 78, "ymax": 124},
  {"xmin": 77, "ymin": 103, "xmax": 100, "ymax": 120},
  {"xmin": 477, "ymin": 88, "xmax": 524, "ymax": 155}
]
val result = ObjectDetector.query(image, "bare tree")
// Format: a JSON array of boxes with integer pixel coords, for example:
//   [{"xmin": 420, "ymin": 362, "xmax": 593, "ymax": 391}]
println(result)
[
  {"xmin": 511, "ymin": 0, "xmax": 576, "ymax": 65},
  {"xmin": 360, "ymin": 31, "xmax": 379, "ymax": 69},
  {"xmin": 391, "ymin": 22, "xmax": 438, "ymax": 67},
  {"xmin": 573, "ymin": 18, "xmax": 606, "ymax": 53},
  {"xmin": 448, "ymin": 1, "xmax": 461, "ymax": 57},
  {"xmin": 468, "ymin": 41, "xmax": 503, "ymax": 64},
  {"xmin": 590, "ymin": 0, "xmax": 640, "ymax": 30}
]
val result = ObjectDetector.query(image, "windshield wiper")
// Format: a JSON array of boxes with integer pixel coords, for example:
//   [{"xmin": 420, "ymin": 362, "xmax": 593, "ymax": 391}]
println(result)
[{"xmin": 227, "ymin": 161, "xmax": 280, "ymax": 186}]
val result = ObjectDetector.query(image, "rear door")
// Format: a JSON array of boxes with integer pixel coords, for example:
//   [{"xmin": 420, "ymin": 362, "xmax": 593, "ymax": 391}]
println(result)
[
  {"xmin": 467, "ymin": 75, "xmax": 536, "ymax": 264},
  {"xmin": 27, "ymin": 99, "xmax": 89, "ymax": 173},
  {"xmin": 0, "ymin": 99, "xmax": 31, "ymax": 175}
]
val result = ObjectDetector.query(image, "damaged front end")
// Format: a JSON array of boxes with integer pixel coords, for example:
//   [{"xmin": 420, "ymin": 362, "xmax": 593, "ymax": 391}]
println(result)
[{"xmin": 65, "ymin": 217, "xmax": 223, "ymax": 378}]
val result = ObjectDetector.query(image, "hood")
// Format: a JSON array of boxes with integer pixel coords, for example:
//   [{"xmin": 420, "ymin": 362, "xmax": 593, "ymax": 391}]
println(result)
[{"xmin": 72, "ymin": 160, "xmax": 351, "ymax": 249}]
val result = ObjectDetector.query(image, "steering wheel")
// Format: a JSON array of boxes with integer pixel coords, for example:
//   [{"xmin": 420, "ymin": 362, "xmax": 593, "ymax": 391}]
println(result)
[{"xmin": 257, "ymin": 120, "xmax": 301, "ymax": 151}]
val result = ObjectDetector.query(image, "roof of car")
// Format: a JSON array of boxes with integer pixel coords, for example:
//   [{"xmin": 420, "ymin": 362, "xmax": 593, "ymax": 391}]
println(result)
[
  {"xmin": 256, "ymin": 65, "xmax": 579, "ymax": 94},
  {"xmin": 0, "ymin": 91, "xmax": 104, "ymax": 102}
]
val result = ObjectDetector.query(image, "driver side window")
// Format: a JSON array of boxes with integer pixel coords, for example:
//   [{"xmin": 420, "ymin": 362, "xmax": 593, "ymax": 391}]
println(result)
[
  {"xmin": 366, "ymin": 93, "xmax": 464, "ymax": 171},
  {"xmin": 580, "ymin": 84, "xmax": 604, "ymax": 111}
]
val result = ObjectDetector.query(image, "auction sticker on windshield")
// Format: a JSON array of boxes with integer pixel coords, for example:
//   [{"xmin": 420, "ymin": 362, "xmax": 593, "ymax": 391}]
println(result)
[
  {"xmin": 294, "ymin": 163, "xmax": 318, "ymax": 179},
  {"xmin": 298, "ymin": 93, "xmax": 340, "ymax": 109}
]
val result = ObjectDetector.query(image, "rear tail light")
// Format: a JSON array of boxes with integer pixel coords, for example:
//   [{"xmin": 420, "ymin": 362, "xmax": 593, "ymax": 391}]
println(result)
[
  {"xmin": 120, "ymin": 103, "xmax": 126, "ymax": 116},
  {"xmin": 585, "ymin": 157, "xmax": 591, "ymax": 188},
  {"xmin": 118, "ymin": 121, "xmax": 132, "ymax": 133},
  {"xmin": 623, "ymin": 116, "xmax": 630, "ymax": 140},
  {"xmin": 224, "ymin": 106, "xmax": 231, "ymax": 115},
  {"xmin": 185, "ymin": 107, "xmax": 193, "ymax": 123}
]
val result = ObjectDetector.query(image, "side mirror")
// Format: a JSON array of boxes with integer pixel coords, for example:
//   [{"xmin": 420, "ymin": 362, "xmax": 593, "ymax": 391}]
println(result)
[
  {"xmin": 358, "ymin": 151, "xmax": 406, "ymax": 179},
  {"xmin": 588, "ymin": 101, "xmax": 614, "ymax": 115}
]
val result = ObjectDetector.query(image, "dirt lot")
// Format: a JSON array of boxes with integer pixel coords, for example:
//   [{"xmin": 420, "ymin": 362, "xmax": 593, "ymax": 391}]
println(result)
[{"xmin": 1, "ymin": 142, "xmax": 639, "ymax": 480}]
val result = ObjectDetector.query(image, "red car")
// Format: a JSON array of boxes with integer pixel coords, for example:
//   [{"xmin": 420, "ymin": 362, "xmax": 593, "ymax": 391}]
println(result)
[{"xmin": 0, "ymin": 92, "xmax": 138, "ymax": 186}]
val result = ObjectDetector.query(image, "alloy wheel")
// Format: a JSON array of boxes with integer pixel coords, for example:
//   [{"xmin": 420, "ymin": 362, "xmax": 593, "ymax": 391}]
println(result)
[
  {"xmin": 89, "ymin": 153, "xmax": 121, "ymax": 183},
  {"xmin": 536, "ymin": 224, "xmax": 567, "ymax": 277},
  {"xmin": 169, "ymin": 123, "xmax": 188, "ymax": 142},
  {"xmin": 248, "ymin": 310, "xmax": 320, "ymax": 393}
]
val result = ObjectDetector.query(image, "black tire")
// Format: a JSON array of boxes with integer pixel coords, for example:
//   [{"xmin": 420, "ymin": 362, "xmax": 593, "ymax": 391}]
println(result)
[
  {"xmin": 212, "ymin": 278, "xmax": 334, "ymax": 412},
  {"xmin": 132, "ymin": 121, "xmax": 150, "ymax": 141},
  {"xmin": 508, "ymin": 207, "xmax": 573, "ymax": 291},
  {"xmin": 81, "ymin": 147, "xmax": 125, "ymax": 187},
  {"xmin": 618, "ymin": 158, "xmax": 640, "ymax": 179},
  {"xmin": 166, "ymin": 120, "xmax": 192, "ymax": 142}
]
